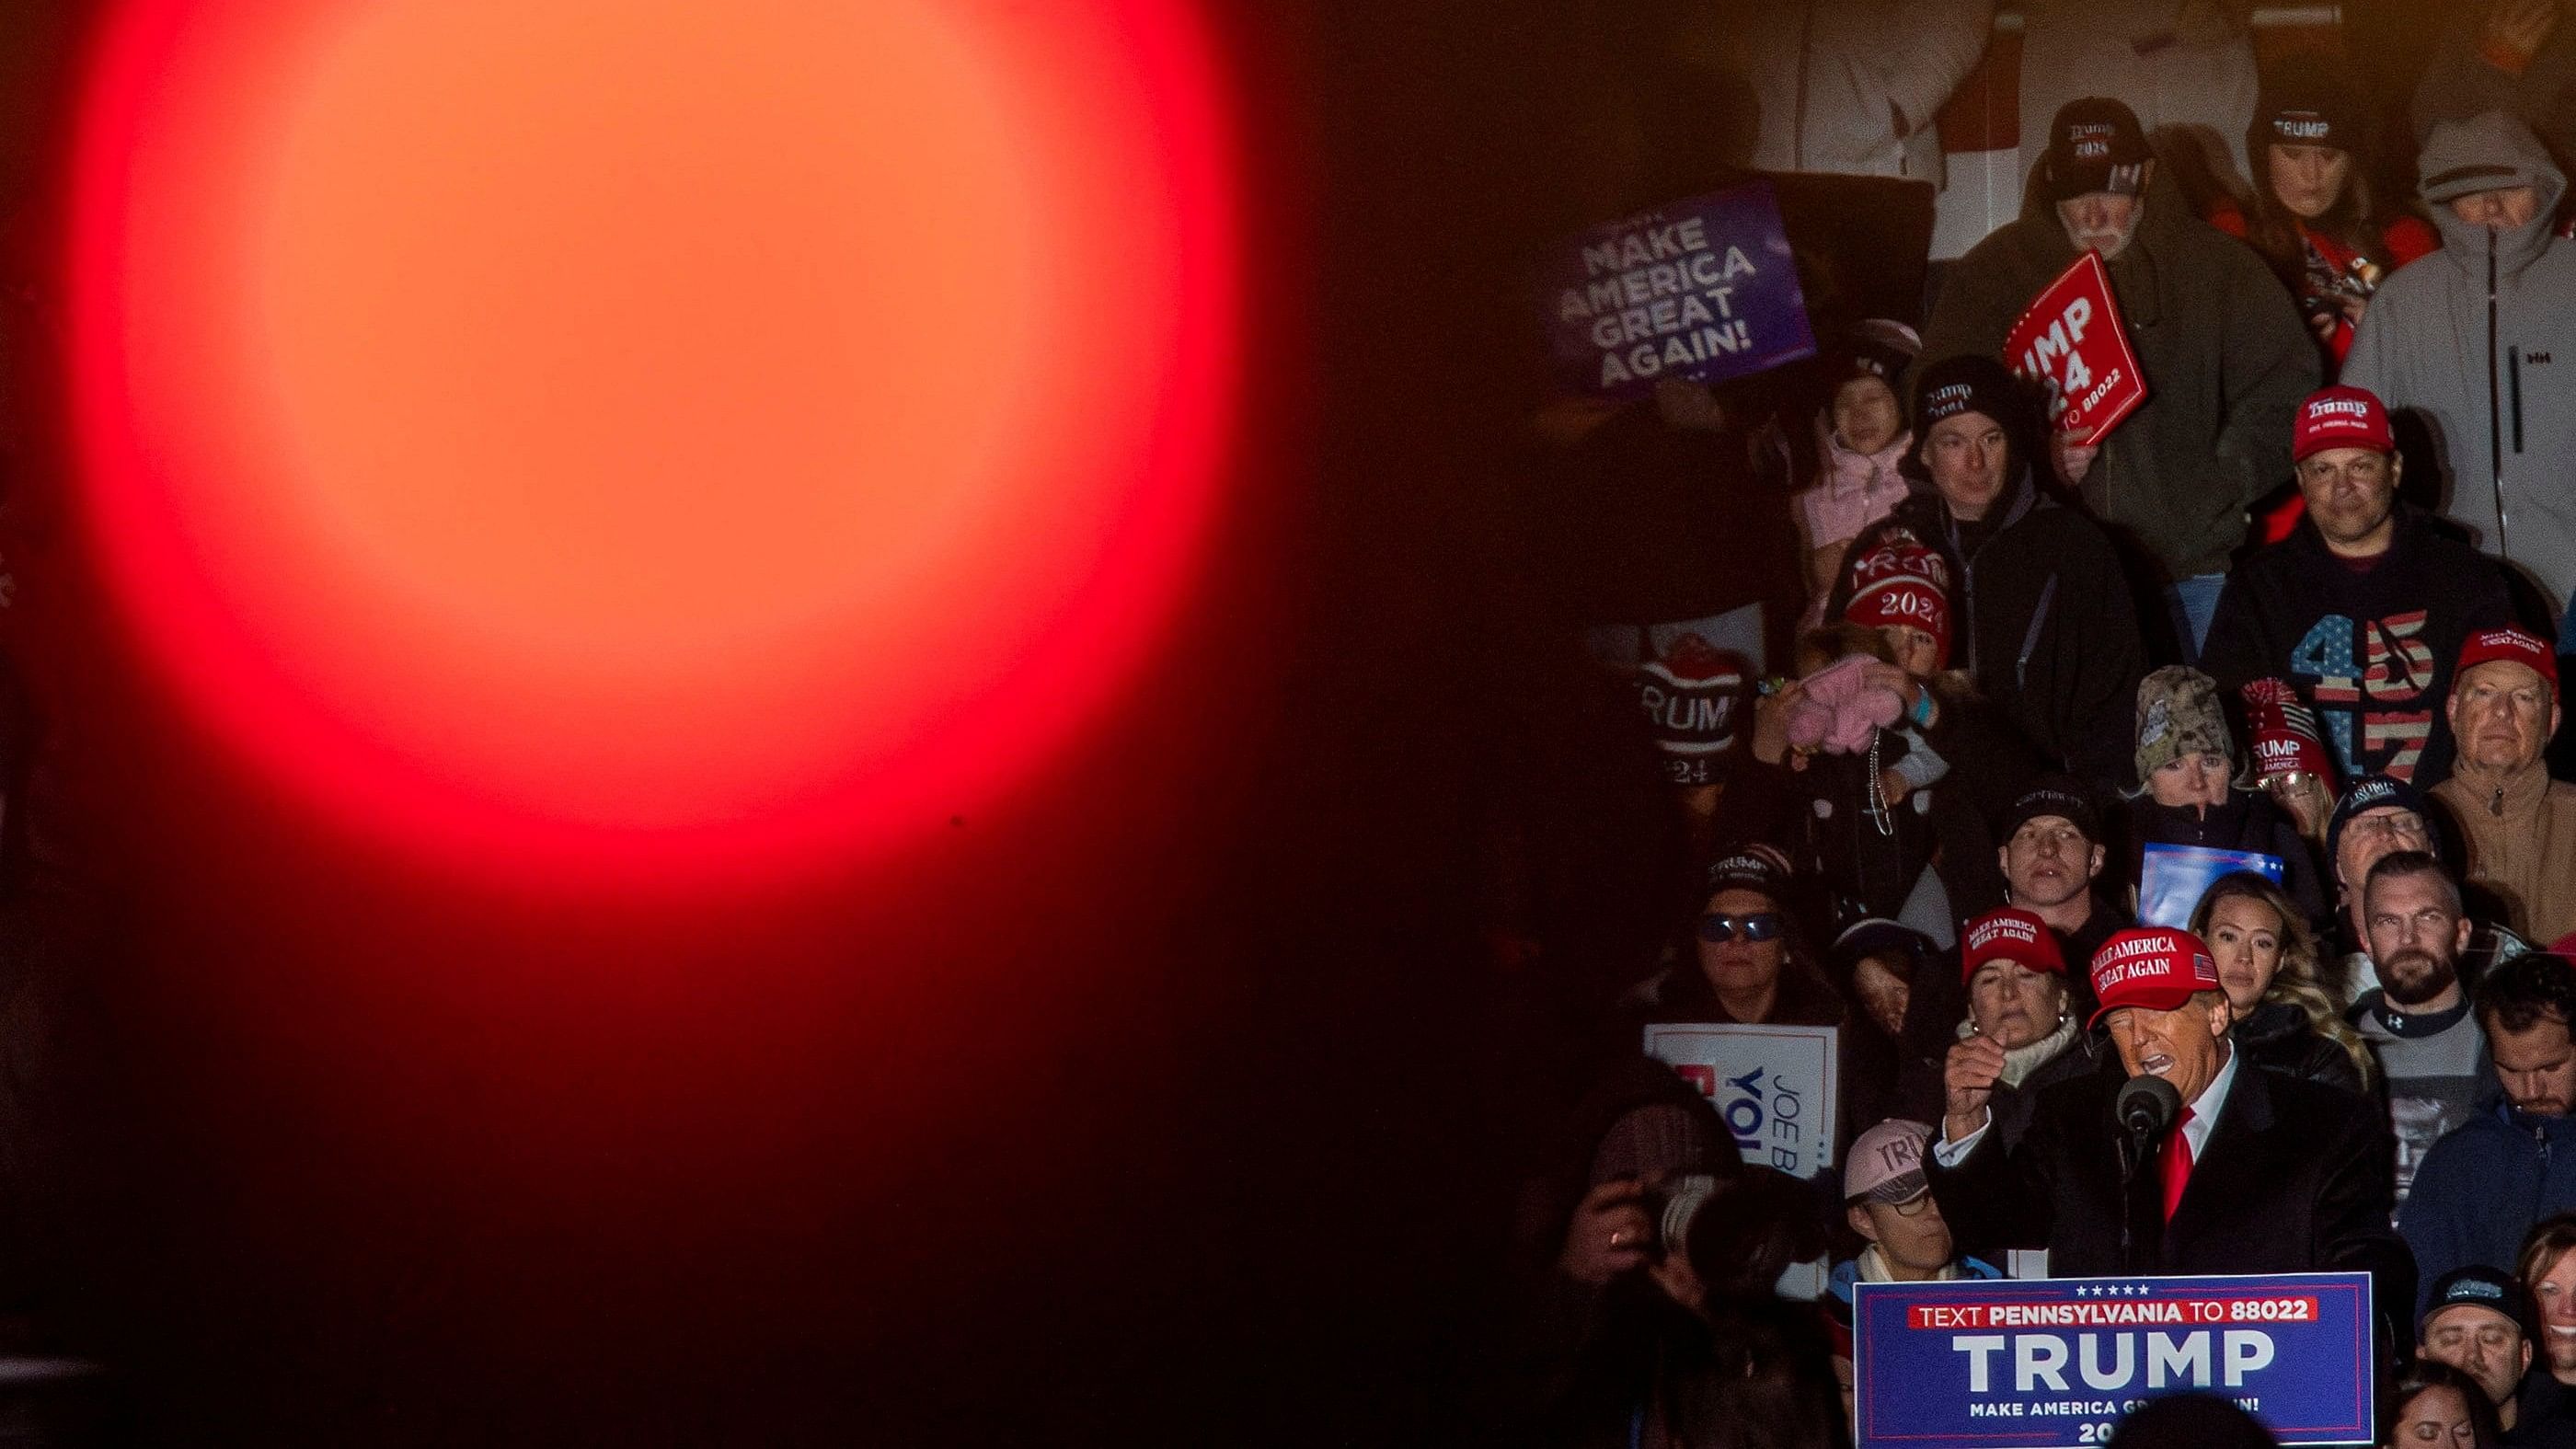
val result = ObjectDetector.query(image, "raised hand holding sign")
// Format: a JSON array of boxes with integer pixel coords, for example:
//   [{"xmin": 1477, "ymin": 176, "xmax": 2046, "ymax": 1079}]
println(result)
[{"xmin": 2007, "ymin": 252, "xmax": 2149, "ymax": 447}]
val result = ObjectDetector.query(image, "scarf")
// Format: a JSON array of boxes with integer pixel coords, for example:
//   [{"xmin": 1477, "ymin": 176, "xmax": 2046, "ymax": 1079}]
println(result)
[{"xmin": 1955, "ymin": 1009, "xmax": 2078, "ymax": 1088}]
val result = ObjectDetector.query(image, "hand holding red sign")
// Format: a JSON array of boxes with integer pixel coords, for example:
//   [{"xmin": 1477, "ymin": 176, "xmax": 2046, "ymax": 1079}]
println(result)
[{"xmin": 2006, "ymin": 252, "xmax": 2148, "ymax": 447}]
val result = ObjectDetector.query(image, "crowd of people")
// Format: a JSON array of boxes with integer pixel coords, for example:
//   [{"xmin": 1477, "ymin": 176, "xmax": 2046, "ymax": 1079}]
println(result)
[{"xmin": 1499, "ymin": 8, "xmax": 2576, "ymax": 1446}]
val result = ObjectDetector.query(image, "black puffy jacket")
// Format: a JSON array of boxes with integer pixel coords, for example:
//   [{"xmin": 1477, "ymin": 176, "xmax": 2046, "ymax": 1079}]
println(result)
[{"xmin": 2231, "ymin": 999, "xmax": 2365, "ymax": 1098}]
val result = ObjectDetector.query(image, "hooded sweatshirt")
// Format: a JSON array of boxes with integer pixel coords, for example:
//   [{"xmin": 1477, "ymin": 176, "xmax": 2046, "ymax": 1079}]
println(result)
[
  {"xmin": 1917, "ymin": 161, "xmax": 2320, "ymax": 581},
  {"xmin": 2199, "ymin": 503, "xmax": 2519, "ymax": 785},
  {"xmin": 2344, "ymin": 113, "xmax": 2576, "ymax": 611}
]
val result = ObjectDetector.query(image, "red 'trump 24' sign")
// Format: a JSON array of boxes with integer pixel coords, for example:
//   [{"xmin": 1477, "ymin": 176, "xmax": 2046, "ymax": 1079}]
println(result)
[{"xmin": 2007, "ymin": 251, "xmax": 2148, "ymax": 446}]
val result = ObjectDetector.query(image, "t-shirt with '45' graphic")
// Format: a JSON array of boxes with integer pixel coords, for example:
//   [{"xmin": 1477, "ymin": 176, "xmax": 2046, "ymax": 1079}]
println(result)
[{"xmin": 2202, "ymin": 506, "xmax": 2518, "ymax": 785}]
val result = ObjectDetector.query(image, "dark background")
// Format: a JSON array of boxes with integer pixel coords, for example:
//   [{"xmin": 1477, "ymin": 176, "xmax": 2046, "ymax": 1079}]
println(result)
[
  {"xmin": 0, "ymin": 1, "xmax": 1618, "ymax": 1443},
  {"xmin": 0, "ymin": 1, "xmax": 2476, "ymax": 1443}
]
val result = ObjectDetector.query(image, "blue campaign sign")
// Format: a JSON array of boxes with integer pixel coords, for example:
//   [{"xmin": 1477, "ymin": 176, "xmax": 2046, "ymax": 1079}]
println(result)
[
  {"xmin": 2136, "ymin": 843, "xmax": 2285, "ymax": 931},
  {"xmin": 1851, "ymin": 1273, "xmax": 2374, "ymax": 1447},
  {"xmin": 1539, "ymin": 181, "xmax": 1818, "ymax": 397}
]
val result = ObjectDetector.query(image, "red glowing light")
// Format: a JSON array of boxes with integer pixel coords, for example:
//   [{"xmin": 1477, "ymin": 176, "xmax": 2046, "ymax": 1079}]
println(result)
[{"xmin": 66, "ymin": 0, "xmax": 1236, "ymax": 885}]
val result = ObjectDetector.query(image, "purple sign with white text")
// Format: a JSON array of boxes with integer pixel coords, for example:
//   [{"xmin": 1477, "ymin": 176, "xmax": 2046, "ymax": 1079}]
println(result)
[{"xmin": 1540, "ymin": 181, "xmax": 1817, "ymax": 397}]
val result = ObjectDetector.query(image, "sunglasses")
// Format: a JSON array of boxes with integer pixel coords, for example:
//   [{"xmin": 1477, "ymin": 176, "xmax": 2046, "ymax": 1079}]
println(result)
[{"xmin": 1698, "ymin": 911, "xmax": 1784, "ymax": 944}]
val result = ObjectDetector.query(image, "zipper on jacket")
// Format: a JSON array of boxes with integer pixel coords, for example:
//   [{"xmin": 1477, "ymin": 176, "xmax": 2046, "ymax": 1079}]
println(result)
[
  {"xmin": 2512, "ymin": 347, "xmax": 2526, "ymax": 454},
  {"xmin": 2538, "ymin": 1121, "xmax": 2552, "ymax": 1230},
  {"xmin": 1950, "ymin": 520, "xmax": 1983, "ymax": 675},
  {"xmin": 2018, "ymin": 575, "xmax": 2060, "ymax": 692}
]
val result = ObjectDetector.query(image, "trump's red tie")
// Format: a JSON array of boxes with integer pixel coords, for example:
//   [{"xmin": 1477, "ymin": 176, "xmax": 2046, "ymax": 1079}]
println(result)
[{"xmin": 2161, "ymin": 1106, "xmax": 2195, "ymax": 1221}]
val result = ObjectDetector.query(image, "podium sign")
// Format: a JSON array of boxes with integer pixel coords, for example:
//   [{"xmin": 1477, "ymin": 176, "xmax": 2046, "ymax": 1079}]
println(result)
[{"xmin": 1851, "ymin": 1272, "xmax": 2375, "ymax": 1447}]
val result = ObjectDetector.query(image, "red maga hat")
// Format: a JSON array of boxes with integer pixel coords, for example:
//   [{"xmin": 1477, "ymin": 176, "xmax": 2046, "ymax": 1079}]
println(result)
[
  {"xmin": 2291, "ymin": 385, "xmax": 2394, "ymax": 462},
  {"xmin": 2457, "ymin": 627, "xmax": 2559, "ymax": 689},
  {"xmin": 2087, "ymin": 927, "xmax": 2220, "ymax": 1028},
  {"xmin": 1960, "ymin": 908, "xmax": 2066, "ymax": 983}
]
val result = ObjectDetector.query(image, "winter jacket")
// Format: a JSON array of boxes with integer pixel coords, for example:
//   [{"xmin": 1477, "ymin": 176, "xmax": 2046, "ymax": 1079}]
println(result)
[
  {"xmin": 1755, "ymin": 687, "xmax": 2024, "ymax": 937},
  {"xmin": 2400, "ymin": 1101, "xmax": 2576, "ymax": 1319},
  {"xmin": 2128, "ymin": 790, "xmax": 2332, "ymax": 941},
  {"xmin": 1918, "ymin": 161, "xmax": 2318, "ymax": 581},
  {"xmin": 1731, "ymin": 0, "xmax": 1991, "ymax": 185},
  {"xmin": 1933, "ymin": 1053, "xmax": 2411, "ymax": 1333},
  {"xmin": 2201, "ymin": 504, "xmax": 2519, "ymax": 787},
  {"xmin": 2344, "ymin": 114, "xmax": 2576, "ymax": 610},
  {"xmin": 1772, "ymin": 740, "xmax": 1953, "ymax": 931},
  {"xmin": 2413, "ymin": 15, "xmax": 2576, "ymax": 172},
  {"xmin": 2232, "ymin": 999, "xmax": 2365, "ymax": 1098},
  {"xmin": 1827, "ymin": 471, "xmax": 2145, "ymax": 791},
  {"xmin": 2432, "ymin": 764, "xmax": 2576, "ymax": 946},
  {"xmin": 1903, "ymin": 682, "xmax": 2035, "ymax": 917},
  {"xmin": 1797, "ymin": 420, "xmax": 1912, "ymax": 557},
  {"xmin": 1617, "ymin": 954, "xmax": 1851, "ymax": 1032}
]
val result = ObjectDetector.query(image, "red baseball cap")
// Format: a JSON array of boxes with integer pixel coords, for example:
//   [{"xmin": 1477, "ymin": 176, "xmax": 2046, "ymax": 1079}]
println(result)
[
  {"xmin": 2291, "ymin": 385, "xmax": 2395, "ymax": 462},
  {"xmin": 1960, "ymin": 908, "xmax": 2066, "ymax": 983},
  {"xmin": 2087, "ymin": 927, "xmax": 2221, "ymax": 1028},
  {"xmin": 2457, "ymin": 627, "xmax": 2559, "ymax": 689}
]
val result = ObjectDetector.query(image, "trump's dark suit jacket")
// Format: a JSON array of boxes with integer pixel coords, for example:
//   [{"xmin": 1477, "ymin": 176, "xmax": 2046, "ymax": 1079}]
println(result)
[{"xmin": 1927, "ymin": 1056, "xmax": 2413, "ymax": 1342}]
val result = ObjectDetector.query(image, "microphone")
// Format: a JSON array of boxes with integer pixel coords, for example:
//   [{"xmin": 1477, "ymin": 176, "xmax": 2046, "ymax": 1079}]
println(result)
[
  {"xmin": 2112, "ymin": 1075, "xmax": 2181, "ymax": 1274},
  {"xmin": 2115, "ymin": 1075, "xmax": 2181, "ymax": 1147}
]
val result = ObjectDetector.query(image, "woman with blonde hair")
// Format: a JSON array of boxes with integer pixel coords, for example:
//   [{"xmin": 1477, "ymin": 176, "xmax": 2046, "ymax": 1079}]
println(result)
[{"xmin": 2190, "ymin": 870, "xmax": 2373, "ymax": 1096}]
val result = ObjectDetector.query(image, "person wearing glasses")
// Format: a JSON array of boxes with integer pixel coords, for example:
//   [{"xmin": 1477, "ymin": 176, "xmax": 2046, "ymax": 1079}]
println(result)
[
  {"xmin": 1616, "ymin": 847, "xmax": 1881, "ymax": 1149},
  {"xmin": 2431, "ymin": 628, "xmax": 2576, "ymax": 948},
  {"xmin": 1619, "ymin": 848, "xmax": 1848, "ymax": 1034},
  {"xmin": 2334, "ymin": 776, "xmax": 2445, "ymax": 975},
  {"xmin": 1824, "ymin": 1119, "xmax": 1999, "ymax": 1330}
]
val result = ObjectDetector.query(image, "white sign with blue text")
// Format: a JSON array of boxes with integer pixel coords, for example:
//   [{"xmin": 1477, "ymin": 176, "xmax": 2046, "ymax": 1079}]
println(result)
[{"xmin": 1641, "ymin": 1022, "xmax": 1837, "ymax": 1176}]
